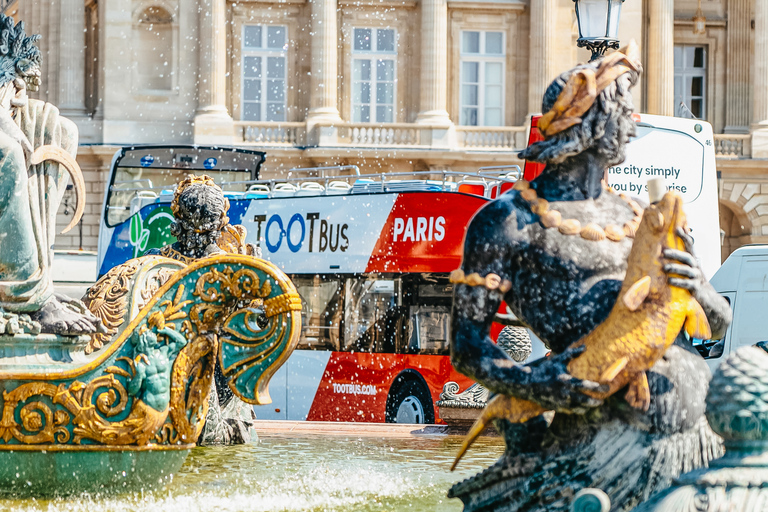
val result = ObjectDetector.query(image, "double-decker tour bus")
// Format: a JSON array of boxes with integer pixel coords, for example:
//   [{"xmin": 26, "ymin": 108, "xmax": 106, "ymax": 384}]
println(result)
[
  {"xmin": 97, "ymin": 146, "xmax": 516, "ymax": 424},
  {"xmin": 97, "ymin": 113, "xmax": 720, "ymax": 424}
]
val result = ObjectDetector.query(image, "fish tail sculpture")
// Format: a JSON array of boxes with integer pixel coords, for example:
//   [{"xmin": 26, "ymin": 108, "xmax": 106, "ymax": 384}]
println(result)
[{"xmin": 451, "ymin": 191, "xmax": 711, "ymax": 471}]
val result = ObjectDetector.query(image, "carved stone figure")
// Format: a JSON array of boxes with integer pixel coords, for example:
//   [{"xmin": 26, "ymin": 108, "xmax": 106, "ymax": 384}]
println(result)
[
  {"xmin": 147, "ymin": 175, "xmax": 261, "ymax": 445},
  {"xmin": 0, "ymin": 15, "xmax": 100, "ymax": 336},
  {"xmin": 437, "ymin": 326, "xmax": 532, "ymax": 427},
  {"xmin": 448, "ymin": 42, "xmax": 732, "ymax": 511},
  {"xmin": 155, "ymin": 174, "xmax": 260, "ymax": 264}
]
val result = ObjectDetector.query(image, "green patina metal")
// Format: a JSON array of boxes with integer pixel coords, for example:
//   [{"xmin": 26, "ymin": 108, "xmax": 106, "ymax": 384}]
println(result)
[
  {"xmin": 0, "ymin": 254, "xmax": 301, "ymax": 495},
  {"xmin": 0, "ymin": 15, "xmax": 302, "ymax": 497},
  {"xmin": 632, "ymin": 345, "xmax": 768, "ymax": 511},
  {"xmin": 0, "ymin": 448, "xmax": 189, "ymax": 495}
]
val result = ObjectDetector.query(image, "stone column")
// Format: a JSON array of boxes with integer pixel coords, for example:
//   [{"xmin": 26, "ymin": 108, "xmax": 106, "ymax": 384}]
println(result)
[
  {"xmin": 725, "ymin": 0, "xmax": 751, "ymax": 133},
  {"xmin": 57, "ymin": 0, "xmax": 87, "ymax": 117},
  {"xmin": 752, "ymin": 0, "xmax": 768, "ymax": 157},
  {"xmin": 415, "ymin": 0, "xmax": 451, "ymax": 126},
  {"xmin": 194, "ymin": 0, "xmax": 234, "ymax": 144},
  {"xmin": 306, "ymin": 0, "xmax": 342, "ymax": 126},
  {"xmin": 646, "ymin": 0, "xmax": 674, "ymax": 116},
  {"xmin": 755, "ymin": 0, "xmax": 768, "ymax": 125},
  {"xmin": 527, "ymin": 0, "xmax": 556, "ymax": 114}
]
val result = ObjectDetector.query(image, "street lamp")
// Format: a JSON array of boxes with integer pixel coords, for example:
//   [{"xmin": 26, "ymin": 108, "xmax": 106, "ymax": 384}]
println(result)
[
  {"xmin": 573, "ymin": 0, "xmax": 625, "ymax": 61},
  {"xmin": 692, "ymin": 0, "xmax": 706, "ymax": 35}
]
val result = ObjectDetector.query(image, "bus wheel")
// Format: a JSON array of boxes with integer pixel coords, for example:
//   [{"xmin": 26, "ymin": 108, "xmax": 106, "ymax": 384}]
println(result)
[{"xmin": 387, "ymin": 381, "xmax": 435, "ymax": 424}]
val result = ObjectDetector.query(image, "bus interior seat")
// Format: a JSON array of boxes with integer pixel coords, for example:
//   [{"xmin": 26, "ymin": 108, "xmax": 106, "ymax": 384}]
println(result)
[
  {"xmin": 457, "ymin": 180, "xmax": 487, "ymax": 196},
  {"xmin": 129, "ymin": 191, "xmax": 158, "ymax": 215},
  {"xmin": 272, "ymin": 183, "xmax": 298, "ymax": 197},
  {"xmin": 296, "ymin": 182, "xmax": 325, "ymax": 196},
  {"xmin": 245, "ymin": 184, "xmax": 271, "ymax": 199},
  {"xmin": 327, "ymin": 181, "xmax": 352, "ymax": 194}
]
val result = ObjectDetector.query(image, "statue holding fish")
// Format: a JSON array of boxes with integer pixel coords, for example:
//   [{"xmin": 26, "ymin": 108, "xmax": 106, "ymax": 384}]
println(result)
[{"xmin": 447, "ymin": 42, "xmax": 732, "ymax": 512}]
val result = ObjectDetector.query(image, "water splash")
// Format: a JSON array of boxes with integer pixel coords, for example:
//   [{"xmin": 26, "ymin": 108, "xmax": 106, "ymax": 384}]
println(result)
[{"xmin": 0, "ymin": 433, "xmax": 504, "ymax": 512}]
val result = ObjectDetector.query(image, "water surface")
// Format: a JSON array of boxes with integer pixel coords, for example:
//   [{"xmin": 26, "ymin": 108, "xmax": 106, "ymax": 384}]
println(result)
[{"xmin": 0, "ymin": 432, "xmax": 504, "ymax": 512}]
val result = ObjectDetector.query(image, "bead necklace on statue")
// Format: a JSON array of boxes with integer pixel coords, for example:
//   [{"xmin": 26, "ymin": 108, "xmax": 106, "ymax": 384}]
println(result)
[{"xmin": 512, "ymin": 179, "xmax": 644, "ymax": 242}]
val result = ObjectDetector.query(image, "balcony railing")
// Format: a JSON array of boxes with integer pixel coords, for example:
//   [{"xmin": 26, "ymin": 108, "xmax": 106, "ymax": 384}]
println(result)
[
  {"xmin": 337, "ymin": 123, "xmax": 422, "ymax": 146},
  {"xmin": 235, "ymin": 121, "xmax": 528, "ymax": 152},
  {"xmin": 714, "ymin": 134, "xmax": 751, "ymax": 158},
  {"xmin": 456, "ymin": 126, "xmax": 527, "ymax": 150},
  {"xmin": 233, "ymin": 122, "xmax": 764, "ymax": 159},
  {"xmin": 236, "ymin": 122, "xmax": 307, "ymax": 146}
]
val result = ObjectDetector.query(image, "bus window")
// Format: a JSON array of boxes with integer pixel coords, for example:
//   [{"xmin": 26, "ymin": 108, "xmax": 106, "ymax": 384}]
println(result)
[
  {"xmin": 293, "ymin": 275, "xmax": 343, "ymax": 351},
  {"xmin": 407, "ymin": 305, "xmax": 451, "ymax": 355},
  {"xmin": 343, "ymin": 277, "xmax": 404, "ymax": 353}
]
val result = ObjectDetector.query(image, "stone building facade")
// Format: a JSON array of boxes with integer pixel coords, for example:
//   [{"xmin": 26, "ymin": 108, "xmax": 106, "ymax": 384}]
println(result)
[{"xmin": 2, "ymin": 0, "xmax": 767, "ymax": 263}]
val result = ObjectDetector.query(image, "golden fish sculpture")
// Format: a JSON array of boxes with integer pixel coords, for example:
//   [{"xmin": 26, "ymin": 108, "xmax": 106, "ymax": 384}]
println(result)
[{"xmin": 451, "ymin": 190, "xmax": 711, "ymax": 471}]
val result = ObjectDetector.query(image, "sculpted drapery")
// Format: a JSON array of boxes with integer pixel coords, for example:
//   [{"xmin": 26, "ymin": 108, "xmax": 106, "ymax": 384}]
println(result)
[{"xmin": 0, "ymin": 99, "xmax": 77, "ymax": 311}]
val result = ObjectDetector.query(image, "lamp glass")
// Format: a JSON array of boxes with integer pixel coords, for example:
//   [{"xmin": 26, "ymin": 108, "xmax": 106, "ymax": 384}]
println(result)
[
  {"xmin": 576, "ymin": 0, "xmax": 609, "ymax": 38},
  {"xmin": 576, "ymin": 0, "xmax": 623, "ymax": 39},
  {"xmin": 607, "ymin": 0, "xmax": 622, "ymax": 38},
  {"xmin": 693, "ymin": 14, "xmax": 706, "ymax": 35}
]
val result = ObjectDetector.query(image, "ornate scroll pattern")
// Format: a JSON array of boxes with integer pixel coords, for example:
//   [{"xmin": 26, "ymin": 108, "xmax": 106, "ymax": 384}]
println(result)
[
  {"xmin": 135, "ymin": 267, "xmax": 179, "ymax": 312},
  {"xmin": 168, "ymin": 332, "xmax": 218, "ymax": 444},
  {"xmin": 82, "ymin": 259, "xmax": 142, "ymax": 354},
  {"xmin": 0, "ymin": 254, "xmax": 300, "ymax": 448},
  {"xmin": 83, "ymin": 258, "xmax": 185, "ymax": 354},
  {"xmin": 0, "ymin": 382, "xmax": 70, "ymax": 444},
  {"xmin": 436, "ymin": 382, "xmax": 489, "ymax": 410},
  {"xmin": 211, "ymin": 261, "xmax": 302, "ymax": 404}
]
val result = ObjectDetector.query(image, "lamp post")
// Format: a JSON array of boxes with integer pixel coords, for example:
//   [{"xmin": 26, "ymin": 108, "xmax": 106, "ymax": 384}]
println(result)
[{"xmin": 573, "ymin": 0, "xmax": 625, "ymax": 61}]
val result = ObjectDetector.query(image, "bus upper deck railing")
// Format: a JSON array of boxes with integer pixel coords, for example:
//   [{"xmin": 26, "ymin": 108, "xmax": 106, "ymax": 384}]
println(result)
[{"xmin": 108, "ymin": 166, "xmax": 522, "ymax": 207}]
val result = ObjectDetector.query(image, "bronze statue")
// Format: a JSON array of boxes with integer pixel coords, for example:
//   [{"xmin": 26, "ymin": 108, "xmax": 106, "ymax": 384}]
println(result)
[
  {"xmin": 0, "ymin": 16, "xmax": 100, "ymax": 336},
  {"xmin": 448, "ymin": 42, "xmax": 732, "ymax": 511}
]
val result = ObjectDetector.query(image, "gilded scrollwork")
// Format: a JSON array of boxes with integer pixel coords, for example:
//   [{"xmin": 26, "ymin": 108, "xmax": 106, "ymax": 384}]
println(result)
[
  {"xmin": 0, "ymin": 382, "xmax": 67, "ymax": 444},
  {"xmin": 169, "ymin": 333, "xmax": 218, "ymax": 444},
  {"xmin": 0, "ymin": 254, "xmax": 300, "ymax": 450},
  {"xmin": 82, "ymin": 259, "xmax": 141, "ymax": 354},
  {"xmin": 136, "ymin": 267, "xmax": 179, "ymax": 312}
]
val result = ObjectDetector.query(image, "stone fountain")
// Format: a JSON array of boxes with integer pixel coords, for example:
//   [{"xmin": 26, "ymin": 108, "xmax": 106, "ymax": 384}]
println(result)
[{"xmin": 0, "ymin": 16, "xmax": 300, "ymax": 495}]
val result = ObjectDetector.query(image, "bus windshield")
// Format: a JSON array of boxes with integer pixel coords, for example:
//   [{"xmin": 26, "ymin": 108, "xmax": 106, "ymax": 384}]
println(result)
[{"xmin": 104, "ymin": 146, "xmax": 265, "ymax": 227}]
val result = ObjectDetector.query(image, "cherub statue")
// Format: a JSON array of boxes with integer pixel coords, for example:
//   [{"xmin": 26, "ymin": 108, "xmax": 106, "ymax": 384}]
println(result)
[
  {"xmin": 0, "ymin": 15, "xmax": 102, "ymax": 335},
  {"xmin": 448, "ymin": 42, "xmax": 732, "ymax": 511}
]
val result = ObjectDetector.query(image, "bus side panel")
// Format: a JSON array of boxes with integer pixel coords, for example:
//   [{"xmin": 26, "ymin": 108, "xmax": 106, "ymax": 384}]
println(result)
[
  {"xmin": 605, "ymin": 115, "xmax": 721, "ymax": 278},
  {"xmin": 401, "ymin": 354, "xmax": 475, "ymax": 423},
  {"xmin": 306, "ymin": 353, "xmax": 404, "ymax": 422},
  {"xmin": 304, "ymin": 352, "xmax": 476, "ymax": 423},
  {"xmin": 286, "ymin": 351, "xmax": 333, "ymax": 420},
  {"xmin": 97, "ymin": 198, "xmax": 253, "ymax": 277},
  {"xmin": 241, "ymin": 194, "xmax": 399, "ymax": 275},
  {"xmin": 365, "ymin": 193, "xmax": 490, "ymax": 273}
]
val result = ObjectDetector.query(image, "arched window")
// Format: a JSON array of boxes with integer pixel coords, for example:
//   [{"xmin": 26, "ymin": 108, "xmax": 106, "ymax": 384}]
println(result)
[{"xmin": 135, "ymin": 6, "xmax": 174, "ymax": 91}]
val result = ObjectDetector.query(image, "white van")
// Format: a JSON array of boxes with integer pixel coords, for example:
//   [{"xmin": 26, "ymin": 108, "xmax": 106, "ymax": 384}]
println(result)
[{"xmin": 698, "ymin": 245, "xmax": 768, "ymax": 371}]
